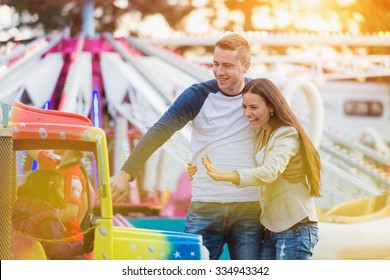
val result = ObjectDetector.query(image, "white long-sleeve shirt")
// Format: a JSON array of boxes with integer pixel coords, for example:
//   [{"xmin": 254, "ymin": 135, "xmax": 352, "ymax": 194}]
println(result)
[{"xmin": 122, "ymin": 78, "xmax": 260, "ymax": 202}]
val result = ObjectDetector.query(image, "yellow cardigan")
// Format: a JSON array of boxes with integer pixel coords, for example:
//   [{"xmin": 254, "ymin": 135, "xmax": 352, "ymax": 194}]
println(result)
[{"xmin": 236, "ymin": 126, "xmax": 318, "ymax": 232}]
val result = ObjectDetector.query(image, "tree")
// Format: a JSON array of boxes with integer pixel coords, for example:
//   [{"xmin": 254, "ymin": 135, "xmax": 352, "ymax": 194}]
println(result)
[
  {"xmin": 2, "ymin": 0, "xmax": 390, "ymax": 39},
  {"xmin": 2, "ymin": 0, "xmax": 195, "ymax": 36},
  {"xmin": 222, "ymin": 0, "xmax": 390, "ymax": 34},
  {"xmin": 343, "ymin": 0, "xmax": 390, "ymax": 33}
]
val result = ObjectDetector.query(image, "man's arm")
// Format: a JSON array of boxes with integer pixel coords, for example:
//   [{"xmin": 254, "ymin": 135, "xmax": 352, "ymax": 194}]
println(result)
[
  {"xmin": 282, "ymin": 153, "xmax": 304, "ymax": 183},
  {"xmin": 110, "ymin": 108, "xmax": 191, "ymax": 203},
  {"xmin": 110, "ymin": 82, "xmax": 214, "ymax": 202}
]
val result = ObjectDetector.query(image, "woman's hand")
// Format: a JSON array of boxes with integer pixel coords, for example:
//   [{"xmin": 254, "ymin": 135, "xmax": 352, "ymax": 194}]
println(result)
[
  {"xmin": 187, "ymin": 163, "xmax": 198, "ymax": 180},
  {"xmin": 202, "ymin": 154, "xmax": 239, "ymax": 184}
]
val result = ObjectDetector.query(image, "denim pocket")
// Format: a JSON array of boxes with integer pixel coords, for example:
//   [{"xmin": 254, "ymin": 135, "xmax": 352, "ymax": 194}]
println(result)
[{"xmin": 308, "ymin": 224, "xmax": 319, "ymax": 248}]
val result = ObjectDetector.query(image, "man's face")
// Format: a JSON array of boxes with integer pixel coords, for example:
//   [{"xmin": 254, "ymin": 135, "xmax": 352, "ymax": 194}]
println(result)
[{"xmin": 212, "ymin": 47, "xmax": 250, "ymax": 95}]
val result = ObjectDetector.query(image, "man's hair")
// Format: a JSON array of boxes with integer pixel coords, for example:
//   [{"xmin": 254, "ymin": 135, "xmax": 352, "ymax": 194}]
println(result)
[{"xmin": 215, "ymin": 33, "xmax": 251, "ymax": 64}]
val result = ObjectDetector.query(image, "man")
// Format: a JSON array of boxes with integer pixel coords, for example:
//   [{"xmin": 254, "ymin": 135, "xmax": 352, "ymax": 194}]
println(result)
[
  {"xmin": 55, "ymin": 150, "xmax": 88, "ymax": 244},
  {"xmin": 111, "ymin": 33, "xmax": 297, "ymax": 260}
]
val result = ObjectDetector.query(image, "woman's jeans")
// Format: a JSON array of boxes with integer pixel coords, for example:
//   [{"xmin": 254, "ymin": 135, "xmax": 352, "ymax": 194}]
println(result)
[
  {"xmin": 185, "ymin": 201, "xmax": 264, "ymax": 260},
  {"xmin": 261, "ymin": 222, "xmax": 319, "ymax": 260}
]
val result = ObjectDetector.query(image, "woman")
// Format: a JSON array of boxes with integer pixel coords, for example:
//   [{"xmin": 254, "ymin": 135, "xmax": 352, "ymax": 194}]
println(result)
[
  {"xmin": 12, "ymin": 169, "xmax": 85, "ymax": 259},
  {"xmin": 194, "ymin": 78, "xmax": 321, "ymax": 260}
]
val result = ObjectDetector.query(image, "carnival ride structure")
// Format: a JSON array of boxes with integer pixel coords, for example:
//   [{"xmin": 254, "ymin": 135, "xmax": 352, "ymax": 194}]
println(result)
[{"xmin": 1, "ymin": 30, "xmax": 390, "ymax": 260}]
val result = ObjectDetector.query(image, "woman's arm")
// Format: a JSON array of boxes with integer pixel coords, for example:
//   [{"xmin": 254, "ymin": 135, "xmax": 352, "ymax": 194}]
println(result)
[
  {"xmin": 237, "ymin": 127, "xmax": 300, "ymax": 187},
  {"xmin": 202, "ymin": 155, "xmax": 240, "ymax": 184},
  {"xmin": 202, "ymin": 127, "xmax": 300, "ymax": 187}
]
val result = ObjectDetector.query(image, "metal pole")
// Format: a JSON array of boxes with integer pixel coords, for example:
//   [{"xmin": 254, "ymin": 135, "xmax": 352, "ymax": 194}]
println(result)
[
  {"xmin": 0, "ymin": 122, "xmax": 14, "ymax": 259},
  {"xmin": 82, "ymin": 0, "xmax": 95, "ymax": 37}
]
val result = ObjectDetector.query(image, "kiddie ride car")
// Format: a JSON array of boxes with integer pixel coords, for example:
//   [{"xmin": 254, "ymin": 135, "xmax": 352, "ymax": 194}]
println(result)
[{"xmin": 8, "ymin": 101, "xmax": 209, "ymax": 260}]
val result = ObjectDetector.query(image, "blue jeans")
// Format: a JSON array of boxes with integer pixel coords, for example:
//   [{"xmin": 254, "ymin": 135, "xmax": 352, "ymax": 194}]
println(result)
[
  {"xmin": 184, "ymin": 201, "xmax": 264, "ymax": 260},
  {"xmin": 261, "ymin": 222, "xmax": 319, "ymax": 260}
]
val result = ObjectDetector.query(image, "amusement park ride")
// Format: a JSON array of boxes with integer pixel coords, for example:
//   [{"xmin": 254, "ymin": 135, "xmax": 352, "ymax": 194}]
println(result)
[{"xmin": 1, "ymin": 2, "xmax": 390, "ymax": 260}]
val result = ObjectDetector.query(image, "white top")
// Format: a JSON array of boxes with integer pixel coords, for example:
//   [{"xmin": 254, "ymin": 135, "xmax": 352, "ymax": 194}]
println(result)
[{"xmin": 191, "ymin": 91, "xmax": 260, "ymax": 202}]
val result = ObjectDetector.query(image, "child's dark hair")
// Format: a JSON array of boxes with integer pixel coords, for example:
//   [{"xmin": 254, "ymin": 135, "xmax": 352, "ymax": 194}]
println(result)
[{"xmin": 17, "ymin": 169, "xmax": 63, "ymax": 202}]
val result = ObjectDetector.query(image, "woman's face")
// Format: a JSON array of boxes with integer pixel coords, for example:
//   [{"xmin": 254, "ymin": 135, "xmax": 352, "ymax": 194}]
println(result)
[{"xmin": 242, "ymin": 92, "xmax": 273, "ymax": 130}]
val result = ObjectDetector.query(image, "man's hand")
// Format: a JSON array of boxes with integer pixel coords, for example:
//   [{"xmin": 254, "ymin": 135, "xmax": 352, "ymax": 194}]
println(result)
[
  {"xmin": 187, "ymin": 163, "xmax": 198, "ymax": 180},
  {"xmin": 282, "ymin": 153, "xmax": 304, "ymax": 183},
  {"xmin": 110, "ymin": 170, "xmax": 132, "ymax": 203}
]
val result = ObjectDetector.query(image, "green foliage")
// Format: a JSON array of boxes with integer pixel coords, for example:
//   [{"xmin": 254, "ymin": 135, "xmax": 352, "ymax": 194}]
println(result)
[
  {"xmin": 2, "ymin": 0, "xmax": 390, "ymax": 38},
  {"xmin": 3, "ymin": 0, "xmax": 194, "ymax": 36}
]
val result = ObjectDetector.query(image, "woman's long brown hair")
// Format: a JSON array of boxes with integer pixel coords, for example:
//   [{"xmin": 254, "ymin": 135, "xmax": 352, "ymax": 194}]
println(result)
[{"xmin": 243, "ymin": 78, "xmax": 322, "ymax": 197}]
